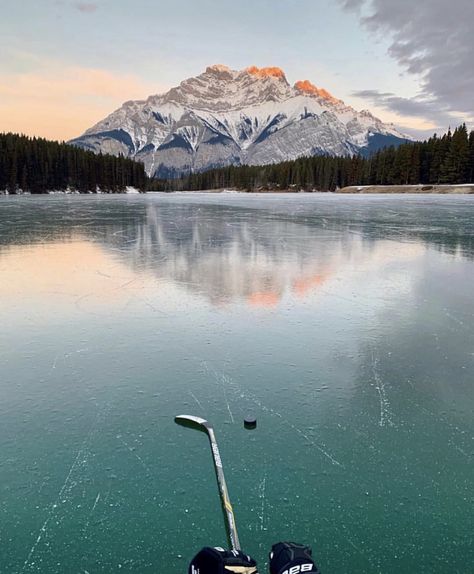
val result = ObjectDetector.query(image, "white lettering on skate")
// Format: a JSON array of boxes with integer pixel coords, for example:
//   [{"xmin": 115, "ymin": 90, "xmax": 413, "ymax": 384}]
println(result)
[{"xmin": 282, "ymin": 564, "xmax": 313, "ymax": 574}]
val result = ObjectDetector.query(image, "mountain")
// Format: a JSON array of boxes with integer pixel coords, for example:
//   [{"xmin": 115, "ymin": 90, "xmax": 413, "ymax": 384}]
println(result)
[{"xmin": 70, "ymin": 65, "xmax": 411, "ymax": 178}]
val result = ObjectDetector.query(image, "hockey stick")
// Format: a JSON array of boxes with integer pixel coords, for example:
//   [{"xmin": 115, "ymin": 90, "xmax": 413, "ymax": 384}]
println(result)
[{"xmin": 175, "ymin": 415, "xmax": 241, "ymax": 552}]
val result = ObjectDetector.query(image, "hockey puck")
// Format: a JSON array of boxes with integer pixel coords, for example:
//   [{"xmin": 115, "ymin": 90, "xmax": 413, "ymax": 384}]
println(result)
[{"xmin": 244, "ymin": 416, "xmax": 257, "ymax": 429}]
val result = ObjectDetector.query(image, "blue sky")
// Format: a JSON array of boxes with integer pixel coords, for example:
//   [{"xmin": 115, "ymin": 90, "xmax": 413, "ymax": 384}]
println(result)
[{"xmin": 0, "ymin": 0, "xmax": 470, "ymax": 140}]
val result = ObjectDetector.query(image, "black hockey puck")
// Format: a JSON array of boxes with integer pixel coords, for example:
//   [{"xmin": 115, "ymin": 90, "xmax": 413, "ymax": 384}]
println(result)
[{"xmin": 244, "ymin": 416, "xmax": 257, "ymax": 429}]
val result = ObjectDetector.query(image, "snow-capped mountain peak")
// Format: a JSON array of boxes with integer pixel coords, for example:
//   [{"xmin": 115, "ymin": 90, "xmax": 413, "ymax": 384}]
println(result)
[
  {"xmin": 157, "ymin": 64, "xmax": 292, "ymax": 111},
  {"xmin": 70, "ymin": 64, "xmax": 411, "ymax": 178}
]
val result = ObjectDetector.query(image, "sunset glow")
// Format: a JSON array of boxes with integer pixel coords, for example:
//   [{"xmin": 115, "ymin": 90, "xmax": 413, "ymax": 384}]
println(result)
[
  {"xmin": 0, "ymin": 59, "xmax": 162, "ymax": 141},
  {"xmin": 294, "ymin": 80, "xmax": 341, "ymax": 104},
  {"xmin": 246, "ymin": 66, "xmax": 286, "ymax": 79},
  {"xmin": 1, "ymin": 0, "xmax": 469, "ymax": 141}
]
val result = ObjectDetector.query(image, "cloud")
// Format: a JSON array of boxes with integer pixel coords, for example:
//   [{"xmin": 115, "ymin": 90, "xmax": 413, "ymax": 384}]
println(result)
[
  {"xmin": 340, "ymin": 0, "xmax": 474, "ymax": 127},
  {"xmin": 352, "ymin": 89, "xmax": 456, "ymax": 126},
  {"xmin": 340, "ymin": 0, "xmax": 365, "ymax": 8},
  {"xmin": 0, "ymin": 66, "xmax": 155, "ymax": 103},
  {"xmin": 74, "ymin": 2, "xmax": 97, "ymax": 13}
]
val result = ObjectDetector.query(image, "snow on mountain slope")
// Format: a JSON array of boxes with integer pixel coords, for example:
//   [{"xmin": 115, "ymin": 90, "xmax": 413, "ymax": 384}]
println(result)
[{"xmin": 70, "ymin": 65, "xmax": 411, "ymax": 178}]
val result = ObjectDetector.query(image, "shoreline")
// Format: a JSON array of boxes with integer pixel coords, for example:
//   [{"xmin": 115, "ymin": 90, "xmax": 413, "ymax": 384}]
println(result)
[
  {"xmin": 149, "ymin": 184, "xmax": 474, "ymax": 194},
  {"xmin": 335, "ymin": 187, "xmax": 474, "ymax": 195},
  {"xmin": 3, "ymin": 184, "xmax": 474, "ymax": 196},
  {"xmin": 338, "ymin": 184, "xmax": 474, "ymax": 194}
]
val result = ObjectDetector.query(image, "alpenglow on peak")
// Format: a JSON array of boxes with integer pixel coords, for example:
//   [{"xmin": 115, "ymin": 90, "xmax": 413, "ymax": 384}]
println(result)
[{"xmin": 70, "ymin": 64, "xmax": 410, "ymax": 178}]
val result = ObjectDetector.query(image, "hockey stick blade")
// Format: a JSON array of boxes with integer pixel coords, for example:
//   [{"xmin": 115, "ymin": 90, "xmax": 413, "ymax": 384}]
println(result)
[{"xmin": 175, "ymin": 414, "xmax": 212, "ymax": 433}]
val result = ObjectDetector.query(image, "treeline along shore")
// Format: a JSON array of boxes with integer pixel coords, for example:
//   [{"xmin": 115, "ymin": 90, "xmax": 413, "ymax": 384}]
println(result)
[
  {"xmin": 1, "ymin": 125, "xmax": 473, "ymax": 194},
  {"xmin": 153, "ymin": 125, "xmax": 474, "ymax": 192},
  {"xmin": 0, "ymin": 133, "xmax": 147, "ymax": 194}
]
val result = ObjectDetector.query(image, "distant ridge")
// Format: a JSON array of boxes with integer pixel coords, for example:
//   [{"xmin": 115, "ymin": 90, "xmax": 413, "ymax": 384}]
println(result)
[{"xmin": 70, "ymin": 64, "xmax": 411, "ymax": 178}]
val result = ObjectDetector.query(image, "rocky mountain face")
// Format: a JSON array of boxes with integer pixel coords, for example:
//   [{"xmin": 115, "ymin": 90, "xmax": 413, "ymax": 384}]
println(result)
[{"xmin": 70, "ymin": 65, "xmax": 411, "ymax": 178}]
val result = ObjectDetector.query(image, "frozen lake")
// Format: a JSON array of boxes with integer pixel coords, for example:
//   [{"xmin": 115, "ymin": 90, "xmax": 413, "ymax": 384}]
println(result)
[{"xmin": 0, "ymin": 193, "xmax": 473, "ymax": 573}]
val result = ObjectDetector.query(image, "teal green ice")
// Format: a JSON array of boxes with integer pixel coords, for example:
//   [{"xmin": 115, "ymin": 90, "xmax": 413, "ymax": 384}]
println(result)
[{"xmin": 0, "ymin": 193, "xmax": 472, "ymax": 573}]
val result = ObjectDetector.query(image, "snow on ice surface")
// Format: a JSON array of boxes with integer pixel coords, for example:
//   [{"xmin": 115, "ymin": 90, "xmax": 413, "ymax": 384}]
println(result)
[{"xmin": 0, "ymin": 194, "xmax": 473, "ymax": 573}]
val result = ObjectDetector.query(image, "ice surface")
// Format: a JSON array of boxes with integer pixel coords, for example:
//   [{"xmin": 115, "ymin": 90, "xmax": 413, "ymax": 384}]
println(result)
[{"xmin": 0, "ymin": 193, "xmax": 473, "ymax": 573}]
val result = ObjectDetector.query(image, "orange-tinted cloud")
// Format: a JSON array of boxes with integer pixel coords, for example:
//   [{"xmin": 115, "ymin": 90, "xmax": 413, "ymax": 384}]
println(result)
[{"xmin": 0, "ymin": 59, "xmax": 163, "ymax": 141}]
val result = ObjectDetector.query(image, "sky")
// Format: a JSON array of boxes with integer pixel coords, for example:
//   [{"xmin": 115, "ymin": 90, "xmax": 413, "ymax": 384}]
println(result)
[{"xmin": 0, "ymin": 0, "xmax": 472, "ymax": 141}]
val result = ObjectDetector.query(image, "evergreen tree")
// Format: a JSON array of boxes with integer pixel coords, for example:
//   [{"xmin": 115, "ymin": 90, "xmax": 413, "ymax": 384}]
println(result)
[
  {"xmin": 469, "ymin": 131, "xmax": 474, "ymax": 182},
  {"xmin": 147, "ymin": 125, "xmax": 474, "ymax": 192},
  {"xmin": 440, "ymin": 125, "xmax": 470, "ymax": 184},
  {"xmin": 0, "ymin": 132, "xmax": 148, "ymax": 193}
]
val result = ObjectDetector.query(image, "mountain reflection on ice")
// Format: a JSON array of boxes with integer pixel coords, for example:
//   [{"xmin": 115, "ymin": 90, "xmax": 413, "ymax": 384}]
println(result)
[
  {"xmin": 0, "ymin": 193, "xmax": 473, "ymax": 574},
  {"xmin": 1, "ymin": 193, "xmax": 472, "ymax": 309},
  {"xmin": 0, "ymin": 209, "xmax": 423, "ymax": 310}
]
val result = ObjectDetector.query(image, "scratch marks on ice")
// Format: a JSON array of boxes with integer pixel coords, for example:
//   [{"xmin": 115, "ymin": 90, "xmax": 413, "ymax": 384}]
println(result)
[
  {"xmin": 20, "ymin": 421, "xmax": 98, "ymax": 572},
  {"xmin": 116, "ymin": 435, "xmax": 153, "ymax": 475},
  {"xmin": 20, "ymin": 405, "xmax": 113, "ymax": 572},
  {"xmin": 203, "ymin": 361, "xmax": 342, "ymax": 468},
  {"xmin": 201, "ymin": 361, "xmax": 235, "ymax": 424},
  {"xmin": 371, "ymin": 353, "xmax": 395, "ymax": 428},
  {"xmin": 258, "ymin": 473, "xmax": 267, "ymax": 532},
  {"xmin": 82, "ymin": 492, "xmax": 101, "ymax": 537},
  {"xmin": 189, "ymin": 391, "xmax": 205, "ymax": 413}
]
